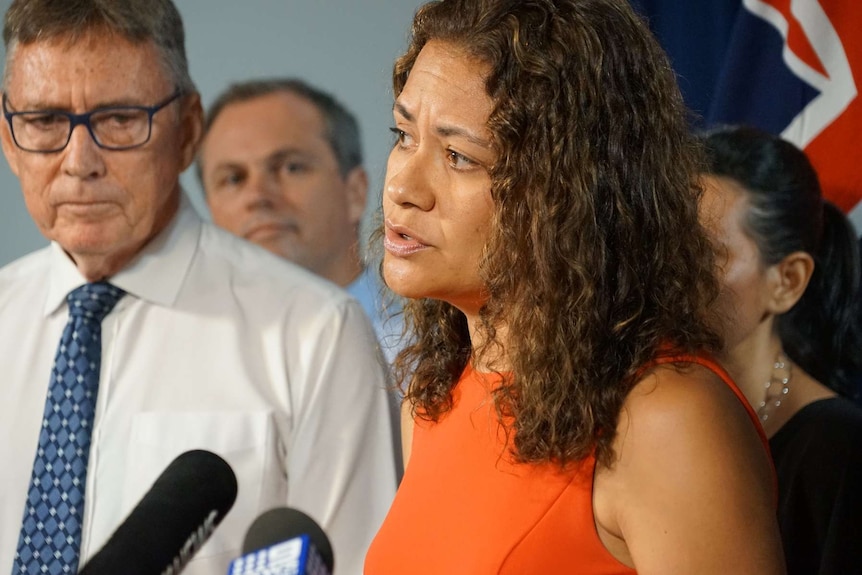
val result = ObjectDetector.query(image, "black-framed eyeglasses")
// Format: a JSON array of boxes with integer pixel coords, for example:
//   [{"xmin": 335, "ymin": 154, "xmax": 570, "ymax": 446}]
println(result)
[{"xmin": 2, "ymin": 89, "xmax": 183, "ymax": 153}]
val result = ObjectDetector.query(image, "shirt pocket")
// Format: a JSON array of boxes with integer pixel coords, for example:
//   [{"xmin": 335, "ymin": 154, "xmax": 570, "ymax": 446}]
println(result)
[{"xmin": 124, "ymin": 411, "xmax": 287, "ymax": 562}]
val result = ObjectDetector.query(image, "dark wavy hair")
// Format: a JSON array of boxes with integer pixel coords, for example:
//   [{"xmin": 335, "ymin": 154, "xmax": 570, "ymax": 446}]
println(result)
[
  {"xmin": 389, "ymin": 0, "xmax": 721, "ymax": 467},
  {"xmin": 701, "ymin": 126, "xmax": 862, "ymax": 401}
]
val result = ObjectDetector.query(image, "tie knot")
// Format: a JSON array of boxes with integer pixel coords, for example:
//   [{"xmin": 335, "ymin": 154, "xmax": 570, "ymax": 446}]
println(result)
[{"xmin": 67, "ymin": 282, "xmax": 126, "ymax": 321}]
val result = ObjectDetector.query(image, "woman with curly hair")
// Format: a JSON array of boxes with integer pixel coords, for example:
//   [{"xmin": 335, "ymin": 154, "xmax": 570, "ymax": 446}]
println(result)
[
  {"xmin": 365, "ymin": 0, "xmax": 785, "ymax": 573},
  {"xmin": 699, "ymin": 125, "xmax": 862, "ymax": 575}
]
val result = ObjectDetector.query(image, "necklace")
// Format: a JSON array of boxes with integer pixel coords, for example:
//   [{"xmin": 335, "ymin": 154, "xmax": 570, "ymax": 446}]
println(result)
[{"xmin": 757, "ymin": 352, "xmax": 793, "ymax": 422}]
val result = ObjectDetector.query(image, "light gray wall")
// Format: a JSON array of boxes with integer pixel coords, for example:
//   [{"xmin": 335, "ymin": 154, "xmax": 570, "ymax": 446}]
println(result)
[{"xmin": 0, "ymin": 0, "xmax": 424, "ymax": 267}]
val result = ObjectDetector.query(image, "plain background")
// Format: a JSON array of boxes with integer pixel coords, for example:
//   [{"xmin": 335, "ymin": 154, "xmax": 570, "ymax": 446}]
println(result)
[{"xmin": 0, "ymin": 0, "xmax": 425, "ymax": 267}]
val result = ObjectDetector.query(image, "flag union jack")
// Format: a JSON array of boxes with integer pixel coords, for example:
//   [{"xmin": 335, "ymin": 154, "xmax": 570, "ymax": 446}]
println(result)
[{"xmin": 636, "ymin": 0, "xmax": 862, "ymax": 232}]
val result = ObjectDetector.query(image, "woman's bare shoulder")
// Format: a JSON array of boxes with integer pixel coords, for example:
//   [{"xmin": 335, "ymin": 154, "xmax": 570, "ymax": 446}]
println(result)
[{"xmin": 593, "ymin": 362, "xmax": 784, "ymax": 574}]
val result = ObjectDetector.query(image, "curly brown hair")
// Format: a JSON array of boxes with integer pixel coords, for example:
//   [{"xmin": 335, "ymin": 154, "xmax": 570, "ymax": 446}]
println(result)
[{"xmin": 389, "ymin": 0, "xmax": 721, "ymax": 467}]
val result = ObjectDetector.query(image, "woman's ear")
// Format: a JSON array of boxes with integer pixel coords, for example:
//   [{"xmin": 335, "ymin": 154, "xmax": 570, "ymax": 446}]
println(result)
[{"xmin": 765, "ymin": 251, "xmax": 814, "ymax": 314}]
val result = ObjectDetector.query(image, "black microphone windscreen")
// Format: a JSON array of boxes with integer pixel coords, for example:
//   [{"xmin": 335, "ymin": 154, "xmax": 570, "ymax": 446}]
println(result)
[
  {"xmin": 241, "ymin": 507, "xmax": 334, "ymax": 572},
  {"xmin": 79, "ymin": 449, "xmax": 238, "ymax": 575}
]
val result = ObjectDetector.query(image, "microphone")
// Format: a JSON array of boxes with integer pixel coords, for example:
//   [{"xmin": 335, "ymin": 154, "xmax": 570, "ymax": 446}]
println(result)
[
  {"xmin": 227, "ymin": 507, "xmax": 334, "ymax": 575},
  {"xmin": 79, "ymin": 449, "xmax": 238, "ymax": 575}
]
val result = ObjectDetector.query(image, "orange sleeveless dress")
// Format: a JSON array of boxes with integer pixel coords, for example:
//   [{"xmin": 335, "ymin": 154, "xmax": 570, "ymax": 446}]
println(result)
[{"xmin": 364, "ymin": 354, "xmax": 768, "ymax": 574}]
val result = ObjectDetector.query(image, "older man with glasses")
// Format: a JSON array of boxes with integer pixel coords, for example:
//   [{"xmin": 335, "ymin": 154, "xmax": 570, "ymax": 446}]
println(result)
[{"xmin": 0, "ymin": 1, "xmax": 397, "ymax": 574}]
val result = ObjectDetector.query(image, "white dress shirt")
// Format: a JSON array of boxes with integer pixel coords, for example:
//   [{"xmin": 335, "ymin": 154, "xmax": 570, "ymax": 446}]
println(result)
[
  {"xmin": 347, "ymin": 266, "xmax": 406, "ymax": 482},
  {"xmin": 0, "ymin": 196, "xmax": 396, "ymax": 575}
]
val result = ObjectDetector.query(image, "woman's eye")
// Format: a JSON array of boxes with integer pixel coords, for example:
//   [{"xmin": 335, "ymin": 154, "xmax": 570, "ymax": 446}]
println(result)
[
  {"xmin": 447, "ymin": 150, "xmax": 475, "ymax": 170},
  {"xmin": 389, "ymin": 127, "xmax": 412, "ymax": 148}
]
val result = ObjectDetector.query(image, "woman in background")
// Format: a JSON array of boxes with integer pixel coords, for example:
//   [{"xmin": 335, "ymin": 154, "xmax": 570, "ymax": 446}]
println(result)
[
  {"xmin": 365, "ymin": 1, "xmax": 784, "ymax": 573},
  {"xmin": 700, "ymin": 125, "xmax": 862, "ymax": 575}
]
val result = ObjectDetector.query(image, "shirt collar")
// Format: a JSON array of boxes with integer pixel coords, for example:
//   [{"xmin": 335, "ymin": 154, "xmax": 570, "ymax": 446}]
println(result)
[
  {"xmin": 346, "ymin": 266, "xmax": 372, "ymax": 299},
  {"xmin": 43, "ymin": 193, "xmax": 202, "ymax": 317}
]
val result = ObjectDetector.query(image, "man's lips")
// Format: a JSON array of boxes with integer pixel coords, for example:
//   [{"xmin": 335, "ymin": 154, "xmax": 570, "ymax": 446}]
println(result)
[
  {"xmin": 56, "ymin": 200, "xmax": 119, "ymax": 217},
  {"xmin": 384, "ymin": 221, "xmax": 430, "ymax": 257},
  {"xmin": 242, "ymin": 221, "xmax": 298, "ymax": 240}
]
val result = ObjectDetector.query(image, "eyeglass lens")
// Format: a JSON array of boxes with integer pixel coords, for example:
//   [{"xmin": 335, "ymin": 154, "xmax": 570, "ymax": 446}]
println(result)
[{"xmin": 10, "ymin": 108, "xmax": 152, "ymax": 152}]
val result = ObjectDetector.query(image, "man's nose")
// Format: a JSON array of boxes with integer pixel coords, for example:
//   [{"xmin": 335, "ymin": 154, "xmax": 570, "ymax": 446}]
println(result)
[{"xmin": 61, "ymin": 124, "xmax": 106, "ymax": 180}]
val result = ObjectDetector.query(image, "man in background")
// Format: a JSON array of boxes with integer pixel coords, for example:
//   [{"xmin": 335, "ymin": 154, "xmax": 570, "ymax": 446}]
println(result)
[
  {"xmin": 198, "ymin": 79, "xmax": 402, "ymax": 361},
  {"xmin": 0, "ymin": 1, "xmax": 396, "ymax": 573}
]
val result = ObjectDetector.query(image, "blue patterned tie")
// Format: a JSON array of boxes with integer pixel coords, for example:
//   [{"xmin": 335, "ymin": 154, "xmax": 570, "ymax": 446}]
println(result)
[{"xmin": 13, "ymin": 282, "xmax": 126, "ymax": 575}]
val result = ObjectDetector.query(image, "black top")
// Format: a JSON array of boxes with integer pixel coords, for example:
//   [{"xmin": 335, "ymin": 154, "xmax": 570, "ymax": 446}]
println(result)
[{"xmin": 770, "ymin": 397, "xmax": 862, "ymax": 575}]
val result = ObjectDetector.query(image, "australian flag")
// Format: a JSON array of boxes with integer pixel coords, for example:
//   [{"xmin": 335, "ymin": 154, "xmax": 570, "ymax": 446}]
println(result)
[{"xmin": 633, "ymin": 0, "xmax": 862, "ymax": 234}]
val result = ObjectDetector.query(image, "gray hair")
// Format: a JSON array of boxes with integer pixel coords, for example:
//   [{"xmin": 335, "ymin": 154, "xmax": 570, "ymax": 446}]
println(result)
[
  {"xmin": 200, "ymin": 78, "xmax": 363, "ymax": 178},
  {"xmin": 3, "ymin": 0, "xmax": 195, "ymax": 93}
]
